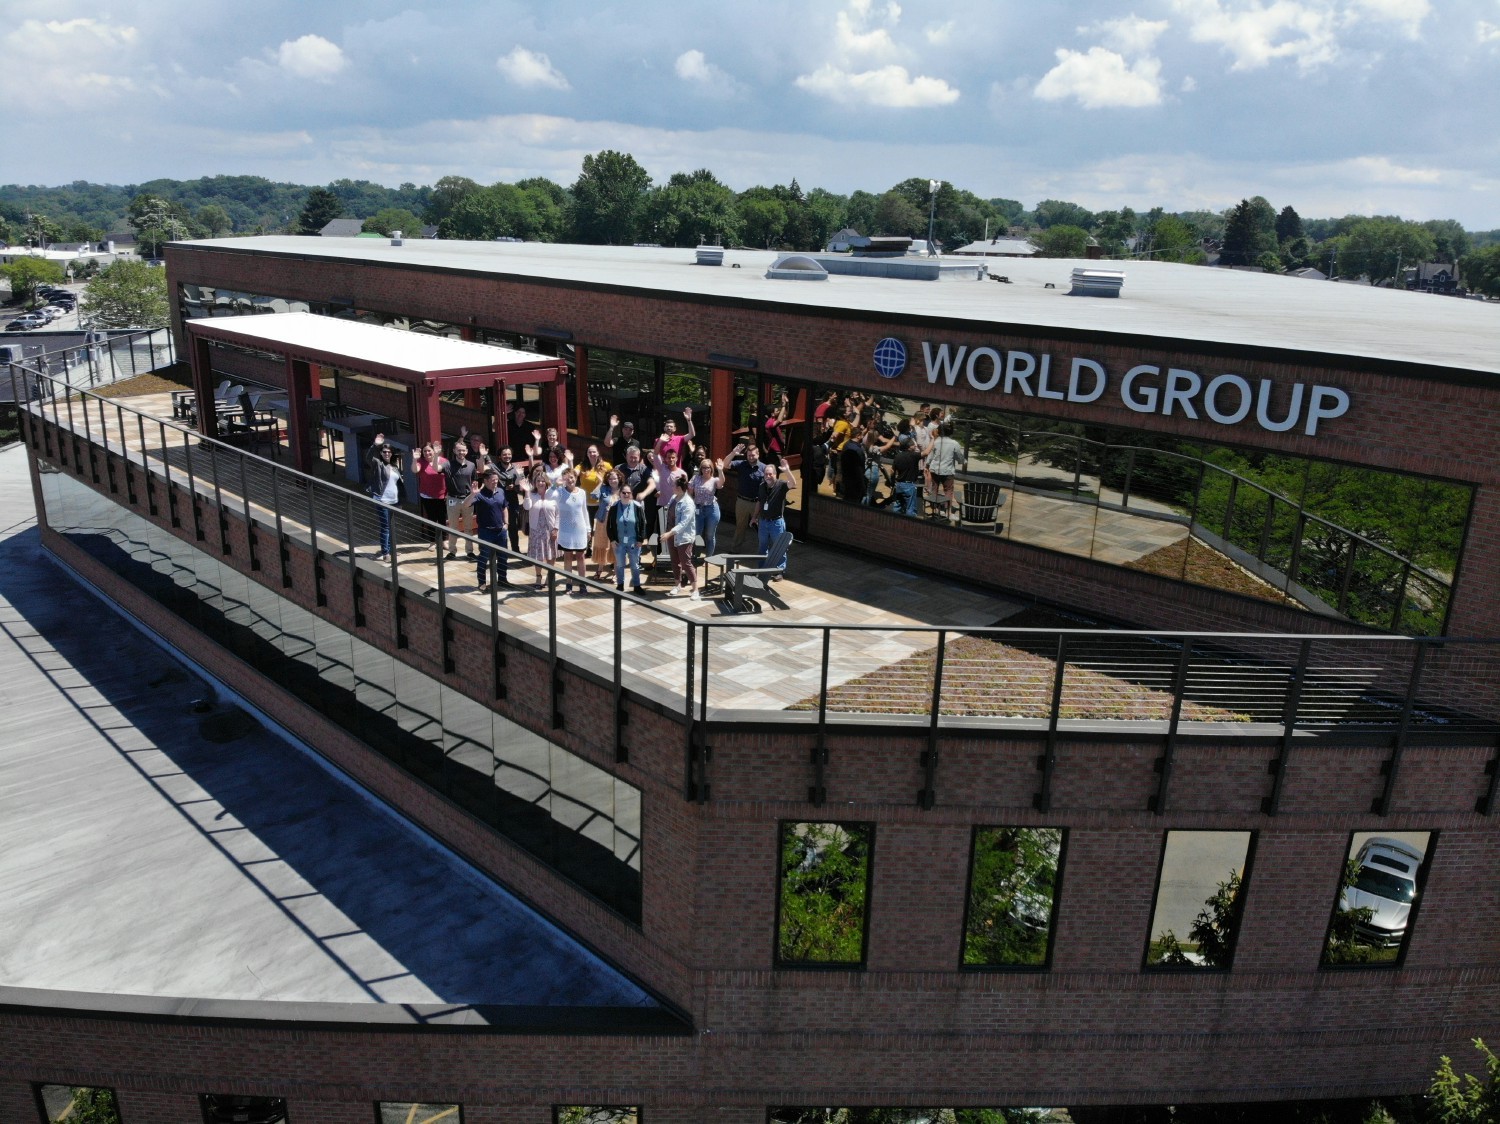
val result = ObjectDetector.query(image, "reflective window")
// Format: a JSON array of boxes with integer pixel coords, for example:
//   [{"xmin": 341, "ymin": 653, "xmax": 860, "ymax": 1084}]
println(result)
[
  {"xmin": 555, "ymin": 1110, "xmax": 638, "ymax": 1124},
  {"xmin": 962, "ymin": 827, "xmax": 1063, "ymax": 968},
  {"xmin": 1145, "ymin": 831, "xmax": 1253, "ymax": 970},
  {"xmin": 200, "ymin": 1094, "xmax": 289, "ymax": 1122},
  {"xmin": 378, "ymin": 1105, "xmax": 460, "ymax": 1124},
  {"xmin": 770, "ymin": 1111, "xmax": 1065, "ymax": 1123},
  {"xmin": 34, "ymin": 1085, "xmax": 121, "ymax": 1124},
  {"xmin": 1323, "ymin": 831, "xmax": 1433, "ymax": 966},
  {"xmin": 40, "ymin": 470, "xmax": 642, "ymax": 921},
  {"xmin": 777, "ymin": 821, "xmax": 873, "ymax": 967},
  {"xmin": 812, "ymin": 388, "xmax": 1471, "ymax": 635}
]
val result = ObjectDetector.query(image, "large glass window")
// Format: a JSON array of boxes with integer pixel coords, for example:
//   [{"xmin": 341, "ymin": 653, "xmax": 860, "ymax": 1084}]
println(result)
[
  {"xmin": 1323, "ymin": 831, "xmax": 1433, "ymax": 967},
  {"xmin": 40, "ymin": 469, "xmax": 642, "ymax": 921},
  {"xmin": 200, "ymin": 1094, "xmax": 289, "ymax": 1122},
  {"xmin": 34, "ymin": 1086, "xmax": 121, "ymax": 1124},
  {"xmin": 810, "ymin": 388, "xmax": 1471, "ymax": 635},
  {"xmin": 1144, "ymin": 831, "xmax": 1253, "ymax": 970},
  {"xmin": 555, "ymin": 1110, "xmax": 638, "ymax": 1124},
  {"xmin": 776, "ymin": 821, "xmax": 873, "ymax": 967},
  {"xmin": 770, "ymin": 1111, "xmax": 1066, "ymax": 1123},
  {"xmin": 962, "ymin": 827, "xmax": 1063, "ymax": 969}
]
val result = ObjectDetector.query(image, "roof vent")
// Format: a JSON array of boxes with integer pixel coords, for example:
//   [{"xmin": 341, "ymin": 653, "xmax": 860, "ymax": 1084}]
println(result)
[
  {"xmin": 696, "ymin": 245, "xmax": 724, "ymax": 266},
  {"xmin": 766, "ymin": 254, "xmax": 829, "ymax": 282},
  {"xmin": 1069, "ymin": 268, "xmax": 1125, "ymax": 297},
  {"xmin": 390, "ymin": 230, "xmax": 403, "ymax": 246}
]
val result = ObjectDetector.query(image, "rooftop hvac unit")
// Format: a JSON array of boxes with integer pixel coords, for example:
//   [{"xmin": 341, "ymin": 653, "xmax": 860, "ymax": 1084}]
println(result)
[
  {"xmin": 695, "ymin": 246, "xmax": 725, "ymax": 266},
  {"xmin": 1070, "ymin": 268, "xmax": 1125, "ymax": 297}
]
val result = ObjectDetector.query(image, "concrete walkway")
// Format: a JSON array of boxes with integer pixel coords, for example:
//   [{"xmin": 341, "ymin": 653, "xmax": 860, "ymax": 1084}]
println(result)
[{"xmin": 0, "ymin": 444, "xmax": 660, "ymax": 1019}]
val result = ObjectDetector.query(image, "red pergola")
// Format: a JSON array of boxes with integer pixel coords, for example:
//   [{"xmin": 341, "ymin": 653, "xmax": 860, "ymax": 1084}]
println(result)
[{"xmin": 185, "ymin": 312, "xmax": 569, "ymax": 474}]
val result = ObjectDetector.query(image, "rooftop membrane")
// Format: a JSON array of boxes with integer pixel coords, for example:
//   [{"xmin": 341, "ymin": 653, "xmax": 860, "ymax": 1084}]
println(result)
[{"xmin": 177, "ymin": 236, "xmax": 1500, "ymax": 378}]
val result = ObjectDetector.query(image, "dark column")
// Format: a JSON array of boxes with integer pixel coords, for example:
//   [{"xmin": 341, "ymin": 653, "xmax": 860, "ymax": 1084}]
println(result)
[
  {"xmin": 709, "ymin": 367, "xmax": 735, "ymax": 461},
  {"xmin": 574, "ymin": 345, "xmax": 592, "ymax": 437},
  {"xmin": 286, "ymin": 358, "xmax": 314, "ymax": 473},
  {"xmin": 190, "ymin": 333, "xmax": 218, "ymax": 440}
]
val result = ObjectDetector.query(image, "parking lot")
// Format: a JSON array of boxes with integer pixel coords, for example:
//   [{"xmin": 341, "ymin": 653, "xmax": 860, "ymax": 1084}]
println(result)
[{"xmin": 3, "ymin": 282, "xmax": 85, "ymax": 335}]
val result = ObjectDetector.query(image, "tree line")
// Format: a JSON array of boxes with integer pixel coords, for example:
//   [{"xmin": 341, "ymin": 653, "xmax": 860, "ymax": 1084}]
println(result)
[{"xmin": 4, "ymin": 157, "xmax": 1498, "ymax": 294}]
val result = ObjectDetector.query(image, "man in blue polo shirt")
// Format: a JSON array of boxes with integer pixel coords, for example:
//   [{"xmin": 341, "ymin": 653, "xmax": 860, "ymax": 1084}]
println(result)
[
  {"xmin": 463, "ymin": 468, "xmax": 511, "ymax": 591},
  {"xmin": 727, "ymin": 441, "xmax": 766, "ymax": 551}
]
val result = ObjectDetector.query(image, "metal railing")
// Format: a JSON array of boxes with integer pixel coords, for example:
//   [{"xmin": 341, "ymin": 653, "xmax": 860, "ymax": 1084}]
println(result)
[
  {"xmin": 1, "ymin": 327, "xmax": 177, "ymax": 402},
  {"xmin": 14, "ymin": 368, "xmax": 1500, "ymax": 765}
]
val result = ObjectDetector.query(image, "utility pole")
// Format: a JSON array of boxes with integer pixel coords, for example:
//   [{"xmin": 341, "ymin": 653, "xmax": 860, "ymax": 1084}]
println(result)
[{"xmin": 927, "ymin": 180, "xmax": 941, "ymax": 256}]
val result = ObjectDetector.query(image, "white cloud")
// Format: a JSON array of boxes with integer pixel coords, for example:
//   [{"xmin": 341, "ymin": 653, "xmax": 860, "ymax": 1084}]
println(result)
[
  {"xmin": 1173, "ymin": 0, "xmax": 1340, "ymax": 72},
  {"xmin": 1345, "ymin": 0, "xmax": 1430, "ymax": 38},
  {"xmin": 1344, "ymin": 154, "xmax": 1442, "ymax": 184},
  {"xmin": 795, "ymin": 64, "xmax": 959, "ymax": 107},
  {"xmin": 1086, "ymin": 14, "xmax": 1171, "ymax": 55},
  {"xmin": 497, "ymin": 46, "xmax": 570, "ymax": 90},
  {"xmin": 1479, "ymin": 20, "xmax": 1500, "ymax": 43},
  {"xmin": 674, "ymin": 49, "xmax": 736, "ymax": 95},
  {"xmin": 275, "ymin": 34, "xmax": 348, "ymax": 82},
  {"xmin": 835, "ymin": 0, "xmax": 903, "ymax": 59},
  {"xmin": 0, "ymin": 18, "xmax": 140, "ymax": 109},
  {"xmin": 1181, "ymin": 74, "xmax": 1198, "ymax": 91},
  {"xmin": 924, "ymin": 20, "xmax": 956, "ymax": 45},
  {"xmin": 1033, "ymin": 47, "xmax": 1164, "ymax": 108}
]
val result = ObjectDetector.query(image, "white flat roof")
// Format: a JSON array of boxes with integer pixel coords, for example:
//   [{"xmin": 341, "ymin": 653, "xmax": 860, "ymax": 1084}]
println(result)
[
  {"xmin": 176, "ymin": 237, "xmax": 1500, "ymax": 378},
  {"xmin": 189, "ymin": 310, "xmax": 559, "ymax": 381}
]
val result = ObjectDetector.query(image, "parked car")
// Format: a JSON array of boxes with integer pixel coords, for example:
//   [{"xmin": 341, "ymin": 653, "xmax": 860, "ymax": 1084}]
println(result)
[
  {"xmin": 1339, "ymin": 837, "xmax": 1423, "ymax": 948},
  {"xmin": 38, "ymin": 305, "xmax": 66, "ymax": 321},
  {"xmin": 4, "ymin": 321, "xmax": 33, "ymax": 333}
]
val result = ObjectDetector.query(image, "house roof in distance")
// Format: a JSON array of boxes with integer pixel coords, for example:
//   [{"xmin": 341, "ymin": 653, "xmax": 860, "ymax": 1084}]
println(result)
[{"xmin": 173, "ymin": 237, "xmax": 1500, "ymax": 378}]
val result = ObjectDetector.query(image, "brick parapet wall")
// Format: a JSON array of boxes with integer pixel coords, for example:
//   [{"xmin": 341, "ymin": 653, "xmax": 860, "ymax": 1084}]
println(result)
[{"xmin": 17, "ymin": 418, "xmax": 1500, "ymax": 1112}]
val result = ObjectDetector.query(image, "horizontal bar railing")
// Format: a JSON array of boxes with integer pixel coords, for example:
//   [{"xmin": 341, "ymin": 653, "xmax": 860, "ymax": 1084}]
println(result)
[{"xmin": 13, "ymin": 367, "xmax": 1500, "ymax": 745}]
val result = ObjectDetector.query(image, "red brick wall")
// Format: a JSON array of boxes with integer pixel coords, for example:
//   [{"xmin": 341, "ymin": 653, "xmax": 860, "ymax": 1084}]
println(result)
[{"xmin": 15, "ymin": 419, "xmax": 1500, "ymax": 1113}]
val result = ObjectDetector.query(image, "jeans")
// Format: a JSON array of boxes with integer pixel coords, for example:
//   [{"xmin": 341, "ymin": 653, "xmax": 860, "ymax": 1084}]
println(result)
[
  {"xmin": 894, "ymin": 480, "xmax": 919, "ymax": 516},
  {"xmin": 376, "ymin": 502, "xmax": 394, "ymax": 555},
  {"xmin": 615, "ymin": 542, "xmax": 642, "ymax": 589},
  {"xmin": 864, "ymin": 469, "xmax": 880, "ymax": 506},
  {"xmin": 695, "ymin": 502, "xmax": 720, "ymax": 558},
  {"xmin": 476, "ymin": 527, "xmax": 507, "ymax": 585},
  {"xmin": 757, "ymin": 516, "xmax": 788, "ymax": 571}
]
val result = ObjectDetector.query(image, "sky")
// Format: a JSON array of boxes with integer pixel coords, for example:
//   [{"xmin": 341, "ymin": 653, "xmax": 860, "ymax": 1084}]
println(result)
[{"xmin": 4, "ymin": 0, "xmax": 1500, "ymax": 228}]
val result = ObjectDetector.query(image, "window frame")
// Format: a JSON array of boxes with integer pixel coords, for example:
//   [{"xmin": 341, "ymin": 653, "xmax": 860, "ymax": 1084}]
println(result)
[
  {"xmin": 957, "ymin": 824, "xmax": 1067, "ymax": 972},
  {"xmin": 772, "ymin": 818, "xmax": 876, "ymax": 970},
  {"xmin": 1140, "ymin": 829, "xmax": 1257, "ymax": 973},
  {"xmin": 1319, "ymin": 829, "xmax": 1437, "ymax": 971}
]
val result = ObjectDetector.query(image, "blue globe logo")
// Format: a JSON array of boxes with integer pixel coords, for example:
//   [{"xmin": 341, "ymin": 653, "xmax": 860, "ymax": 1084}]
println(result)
[{"xmin": 873, "ymin": 337, "xmax": 907, "ymax": 379}]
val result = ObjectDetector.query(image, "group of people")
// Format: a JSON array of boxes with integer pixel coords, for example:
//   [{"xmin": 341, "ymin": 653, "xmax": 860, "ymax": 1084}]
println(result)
[
  {"xmin": 363, "ymin": 403, "xmax": 798, "ymax": 602},
  {"xmin": 813, "ymin": 394, "xmax": 967, "ymax": 516}
]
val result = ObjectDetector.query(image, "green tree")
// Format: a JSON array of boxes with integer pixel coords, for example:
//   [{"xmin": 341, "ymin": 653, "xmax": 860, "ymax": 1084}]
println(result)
[
  {"xmin": 439, "ymin": 184, "xmax": 543, "ymax": 241},
  {"xmin": 1429, "ymin": 1040, "xmax": 1500, "ymax": 1124},
  {"xmin": 423, "ymin": 175, "xmax": 482, "ymax": 228},
  {"xmin": 739, "ymin": 196, "xmax": 788, "ymax": 248},
  {"xmin": 874, "ymin": 189, "xmax": 925, "ymax": 237},
  {"xmin": 515, "ymin": 176, "xmax": 568, "ymax": 242},
  {"xmin": 989, "ymin": 197, "xmax": 1025, "ymax": 225},
  {"xmin": 296, "ymin": 186, "xmax": 345, "ymax": 235},
  {"xmin": 1422, "ymin": 218, "xmax": 1470, "ymax": 262},
  {"xmin": 1148, "ymin": 870, "xmax": 1242, "ymax": 968},
  {"xmin": 1221, "ymin": 196, "xmax": 1279, "ymax": 267},
  {"xmin": 1092, "ymin": 207, "xmax": 1137, "ymax": 257},
  {"xmin": 1341, "ymin": 218, "xmax": 1436, "ymax": 286},
  {"xmin": 2, "ymin": 256, "xmax": 65, "ymax": 306},
  {"xmin": 643, "ymin": 170, "xmax": 741, "ymax": 247},
  {"xmin": 1460, "ymin": 245, "xmax": 1500, "ymax": 297},
  {"xmin": 1276, "ymin": 204, "xmax": 1305, "ymax": 245},
  {"xmin": 24, "ymin": 212, "xmax": 64, "ymax": 247},
  {"xmin": 843, "ymin": 189, "xmax": 880, "ymax": 235},
  {"xmin": 81, "ymin": 259, "xmax": 169, "ymax": 328},
  {"xmin": 1150, "ymin": 215, "xmax": 1205, "ymax": 264},
  {"xmin": 569, "ymin": 150, "xmax": 652, "ymax": 245},
  {"xmin": 1034, "ymin": 199, "xmax": 1094, "ymax": 229},
  {"xmin": 1324, "ymin": 859, "xmax": 1379, "ymax": 965},
  {"xmin": 127, "ymin": 193, "xmax": 191, "ymax": 256},
  {"xmin": 196, "ymin": 203, "xmax": 233, "ymax": 237},
  {"xmin": 362, "ymin": 207, "xmax": 425, "ymax": 237},
  {"xmin": 1034, "ymin": 224, "xmax": 1090, "ymax": 258}
]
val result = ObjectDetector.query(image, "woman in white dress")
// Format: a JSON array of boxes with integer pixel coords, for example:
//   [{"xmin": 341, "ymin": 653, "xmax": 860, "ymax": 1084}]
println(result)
[
  {"xmin": 521, "ymin": 466, "xmax": 558, "ymax": 589},
  {"xmin": 553, "ymin": 467, "xmax": 592, "ymax": 591}
]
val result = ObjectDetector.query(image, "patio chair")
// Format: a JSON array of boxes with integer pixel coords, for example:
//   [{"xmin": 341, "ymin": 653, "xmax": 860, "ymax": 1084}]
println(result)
[
  {"xmin": 958, "ymin": 480, "xmax": 1006, "ymax": 534},
  {"xmin": 715, "ymin": 531, "xmax": 794, "ymax": 614},
  {"xmin": 226, "ymin": 391, "xmax": 281, "ymax": 456}
]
